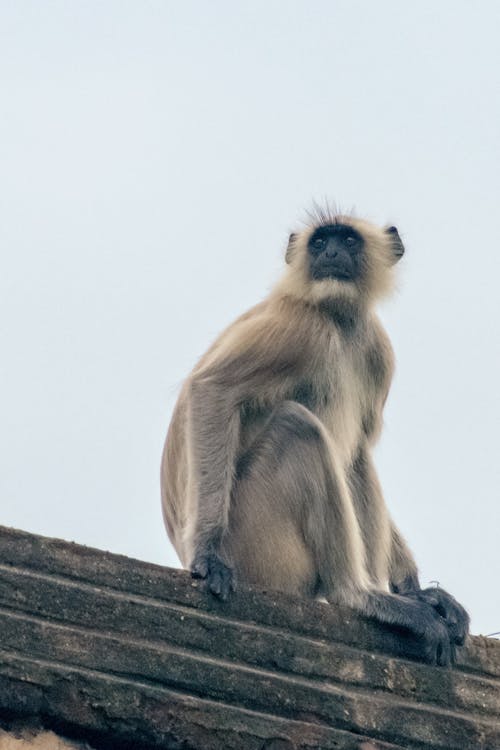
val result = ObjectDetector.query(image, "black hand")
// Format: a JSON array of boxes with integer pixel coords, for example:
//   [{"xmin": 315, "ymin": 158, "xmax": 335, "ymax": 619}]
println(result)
[{"xmin": 191, "ymin": 551, "xmax": 235, "ymax": 601}]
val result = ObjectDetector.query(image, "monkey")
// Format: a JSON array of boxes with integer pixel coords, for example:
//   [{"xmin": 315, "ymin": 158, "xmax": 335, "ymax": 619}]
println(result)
[{"xmin": 160, "ymin": 207, "xmax": 469, "ymax": 666}]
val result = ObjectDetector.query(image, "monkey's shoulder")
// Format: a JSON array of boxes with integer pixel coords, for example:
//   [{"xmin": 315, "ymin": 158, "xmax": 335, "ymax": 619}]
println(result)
[{"xmin": 195, "ymin": 301, "xmax": 316, "ymax": 385}]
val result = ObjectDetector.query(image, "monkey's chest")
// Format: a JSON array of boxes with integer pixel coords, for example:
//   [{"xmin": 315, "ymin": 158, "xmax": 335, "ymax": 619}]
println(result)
[
  {"xmin": 300, "ymin": 349, "xmax": 378, "ymax": 465},
  {"xmin": 323, "ymin": 379, "xmax": 367, "ymax": 464}
]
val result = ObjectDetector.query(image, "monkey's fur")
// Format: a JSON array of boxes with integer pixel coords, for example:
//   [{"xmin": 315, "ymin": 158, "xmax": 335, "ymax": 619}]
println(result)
[{"xmin": 161, "ymin": 208, "xmax": 469, "ymax": 665}]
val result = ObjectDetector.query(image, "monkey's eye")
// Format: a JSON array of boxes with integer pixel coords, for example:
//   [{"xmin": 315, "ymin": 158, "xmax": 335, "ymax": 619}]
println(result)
[
  {"xmin": 312, "ymin": 237, "xmax": 326, "ymax": 250},
  {"xmin": 345, "ymin": 235, "xmax": 357, "ymax": 247}
]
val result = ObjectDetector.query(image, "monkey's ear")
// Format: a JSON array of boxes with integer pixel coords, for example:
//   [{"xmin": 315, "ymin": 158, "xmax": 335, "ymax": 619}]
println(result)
[
  {"xmin": 385, "ymin": 226, "xmax": 405, "ymax": 264},
  {"xmin": 285, "ymin": 233, "xmax": 297, "ymax": 264}
]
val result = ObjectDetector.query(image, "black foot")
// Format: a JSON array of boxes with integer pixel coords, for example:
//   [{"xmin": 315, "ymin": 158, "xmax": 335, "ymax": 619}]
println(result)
[
  {"xmin": 417, "ymin": 604, "xmax": 456, "ymax": 666},
  {"xmin": 417, "ymin": 587, "xmax": 470, "ymax": 646},
  {"xmin": 365, "ymin": 591, "xmax": 457, "ymax": 666},
  {"xmin": 422, "ymin": 618, "xmax": 455, "ymax": 667}
]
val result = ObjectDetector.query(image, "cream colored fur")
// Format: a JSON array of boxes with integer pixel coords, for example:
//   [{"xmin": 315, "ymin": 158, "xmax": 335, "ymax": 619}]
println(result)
[{"xmin": 161, "ymin": 211, "xmax": 416, "ymax": 605}]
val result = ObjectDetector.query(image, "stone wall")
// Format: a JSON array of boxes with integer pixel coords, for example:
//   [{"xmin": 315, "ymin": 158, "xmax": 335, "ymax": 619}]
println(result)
[{"xmin": 0, "ymin": 525, "xmax": 498, "ymax": 749}]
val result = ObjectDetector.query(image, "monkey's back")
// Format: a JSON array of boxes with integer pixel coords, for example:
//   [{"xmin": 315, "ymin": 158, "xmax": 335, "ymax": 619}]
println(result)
[{"xmin": 161, "ymin": 385, "xmax": 191, "ymax": 564}]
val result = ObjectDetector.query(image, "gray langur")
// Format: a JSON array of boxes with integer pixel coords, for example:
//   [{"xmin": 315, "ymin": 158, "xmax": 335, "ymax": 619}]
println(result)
[{"xmin": 161, "ymin": 207, "xmax": 469, "ymax": 665}]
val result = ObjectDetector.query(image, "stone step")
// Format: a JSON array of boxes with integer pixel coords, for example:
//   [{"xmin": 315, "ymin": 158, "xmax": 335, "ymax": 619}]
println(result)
[
  {"xmin": 0, "ymin": 564, "xmax": 498, "ymax": 721},
  {"xmin": 0, "ymin": 650, "xmax": 408, "ymax": 750},
  {"xmin": 1, "ymin": 607, "xmax": 500, "ymax": 749},
  {"xmin": 0, "ymin": 525, "xmax": 498, "ymax": 750}
]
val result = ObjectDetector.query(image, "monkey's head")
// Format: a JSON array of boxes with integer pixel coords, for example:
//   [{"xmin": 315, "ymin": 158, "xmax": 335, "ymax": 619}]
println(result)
[{"xmin": 280, "ymin": 212, "xmax": 405, "ymax": 309}]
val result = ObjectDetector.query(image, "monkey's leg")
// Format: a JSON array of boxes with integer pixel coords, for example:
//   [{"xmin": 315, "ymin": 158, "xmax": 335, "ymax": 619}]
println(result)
[
  {"xmin": 227, "ymin": 402, "xmax": 456, "ymax": 665},
  {"xmin": 386, "ymin": 522, "xmax": 469, "ymax": 645},
  {"xmin": 410, "ymin": 587, "xmax": 470, "ymax": 646},
  {"xmin": 348, "ymin": 447, "xmax": 394, "ymax": 590},
  {"xmin": 348, "ymin": 447, "xmax": 463, "ymax": 664},
  {"xmin": 223, "ymin": 401, "xmax": 370, "ymax": 600}
]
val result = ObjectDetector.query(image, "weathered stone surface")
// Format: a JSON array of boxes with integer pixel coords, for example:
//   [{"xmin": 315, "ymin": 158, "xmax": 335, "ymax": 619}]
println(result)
[{"xmin": 0, "ymin": 525, "xmax": 498, "ymax": 750}]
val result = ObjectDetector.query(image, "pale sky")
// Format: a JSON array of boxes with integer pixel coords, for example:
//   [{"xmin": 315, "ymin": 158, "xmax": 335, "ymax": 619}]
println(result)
[{"xmin": 1, "ymin": 1, "xmax": 499, "ymax": 635}]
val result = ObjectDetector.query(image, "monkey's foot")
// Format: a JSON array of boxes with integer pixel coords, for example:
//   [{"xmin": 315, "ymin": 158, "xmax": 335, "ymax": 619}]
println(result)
[
  {"xmin": 191, "ymin": 552, "xmax": 235, "ymax": 601},
  {"xmin": 417, "ymin": 587, "xmax": 470, "ymax": 646},
  {"xmin": 421, "ymin": 616, "xmax": 457, "ymax": 667},
  {"xmin": 401, "ymin": 601, "xmax": 457, "ymax": 667}
]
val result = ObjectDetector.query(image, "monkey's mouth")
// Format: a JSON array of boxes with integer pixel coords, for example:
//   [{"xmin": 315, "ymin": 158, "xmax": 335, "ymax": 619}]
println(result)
[{"xmin": 312, "ymin": 264, "xmax": 357, "ymax": 282}]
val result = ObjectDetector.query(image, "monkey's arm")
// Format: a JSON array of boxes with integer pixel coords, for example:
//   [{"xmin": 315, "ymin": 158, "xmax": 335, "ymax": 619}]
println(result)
[
  {"xmin": 350, "ymin": 447, "xmax": 469, "ymax": 648},
  {"xmin": 187, "ymin": 314, "xmax": 304, "ymax": 599},
  {"xmin": 187, "ymin": 373, "xmax": 242, "ymax": 598}
]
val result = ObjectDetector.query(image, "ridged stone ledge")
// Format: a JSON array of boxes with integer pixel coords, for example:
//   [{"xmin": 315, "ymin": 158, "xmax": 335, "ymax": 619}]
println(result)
[{"xmin": 0, "ymin": 525, "xmax": 498, "ymax": 750}]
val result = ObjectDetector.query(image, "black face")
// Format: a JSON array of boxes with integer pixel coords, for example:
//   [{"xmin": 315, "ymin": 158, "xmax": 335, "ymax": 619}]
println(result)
[{"xmin": 308, "ymin": 224, "xmax": 364, "ymax": 282}]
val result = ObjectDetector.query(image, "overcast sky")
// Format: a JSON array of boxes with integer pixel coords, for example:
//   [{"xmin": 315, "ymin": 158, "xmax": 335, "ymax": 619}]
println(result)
[{"xmin": 1, "ymin": 1, "xmax": 499, "ymax": 636}]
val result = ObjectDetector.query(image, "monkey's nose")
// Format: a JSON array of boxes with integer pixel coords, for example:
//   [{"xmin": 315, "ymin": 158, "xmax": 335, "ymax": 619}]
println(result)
[{"xmin": 325, "ymin": 249, "xmax": 338, "ymax": 259}]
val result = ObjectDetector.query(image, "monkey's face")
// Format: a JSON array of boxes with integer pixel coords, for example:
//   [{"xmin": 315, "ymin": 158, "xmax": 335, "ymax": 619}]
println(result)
[
  {"xmin": 307, "ymin": 224, "xmax": 364, "ymax": 282},
  {"xmin": 282, "ymin": 214, "xmax": 405, "ymax": 307}
]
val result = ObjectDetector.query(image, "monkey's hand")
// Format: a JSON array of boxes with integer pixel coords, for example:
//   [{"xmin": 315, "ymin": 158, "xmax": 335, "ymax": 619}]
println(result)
[
  {"xmin": 416, "ymin": 587, "xmax": 470, "ymax": 646},
  {"xmin": 191, "ymin": 551, "xmax": 235, "ymax": 601}
]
